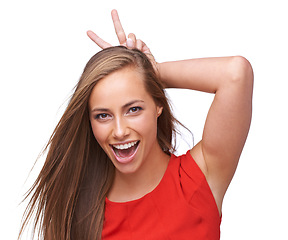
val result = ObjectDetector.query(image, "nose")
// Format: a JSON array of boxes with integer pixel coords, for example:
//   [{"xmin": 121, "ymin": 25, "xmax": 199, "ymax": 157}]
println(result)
[{"xmin": 112, "ymin": 117, "xmax": 129, "ymax": 140}]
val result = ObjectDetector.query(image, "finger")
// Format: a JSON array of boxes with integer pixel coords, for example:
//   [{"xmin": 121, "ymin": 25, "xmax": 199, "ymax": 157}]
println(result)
[
  {"xmin": 141, "ymin": 41, "xmax": 152, "ymax": 55},
  {"xmin": 140, "ymin": 41, "xmax": 157, "ymax": 70},
  {"xmin": 127, "ymin": 33, "xmax": 136, "ymax": 49},
  {"xmin": 136, "ymin": 39, "xmax": 143, "ymax": 51},
  {"xmin": 111, "ymin": 9, "xmax": 126, "ymax": 45},
  {"xmin": 87, "ymin": 30, "xmax": 112, "ymax": 49},
  {"xmin": 128, "ymin": 33, "xmax": 136, "ymax": 43},
  {"xmin": 126, "ymin": 38, "xmax": 134, "ymax": 48}
]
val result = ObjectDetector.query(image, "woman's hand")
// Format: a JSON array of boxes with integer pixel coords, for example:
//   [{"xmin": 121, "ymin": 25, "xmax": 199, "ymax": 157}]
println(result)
[
  {"xmin": 87, "ymin": 9, "xmax": 127, "ymax": 49},
  {"xmin": 87, "ymin": 9, "xmax": 158, "ymax": 72}
]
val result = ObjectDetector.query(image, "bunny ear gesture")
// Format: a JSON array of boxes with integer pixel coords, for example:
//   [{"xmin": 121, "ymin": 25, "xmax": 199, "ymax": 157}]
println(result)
[
  {"xmin": 87, "ymin": 10, "xmax": 152, "ymax": 53},
  {"xmin": 87, "ymin": 9, "xmax": 158, "ymax": 72},
  {"xmin": 86, "ymin": 9, "xmax": 127, "ymax": 49}
]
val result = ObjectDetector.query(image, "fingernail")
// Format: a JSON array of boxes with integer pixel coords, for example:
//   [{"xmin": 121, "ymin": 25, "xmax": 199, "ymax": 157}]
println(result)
[{"xmin": 126, "ymin": 38, "xmax": 134, "ymax": 48}]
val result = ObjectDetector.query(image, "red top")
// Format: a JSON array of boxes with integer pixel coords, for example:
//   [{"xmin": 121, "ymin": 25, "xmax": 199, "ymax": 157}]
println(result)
[{"xmin": 102, "ymin": 151, "xmax": 221, "ymax": 240}]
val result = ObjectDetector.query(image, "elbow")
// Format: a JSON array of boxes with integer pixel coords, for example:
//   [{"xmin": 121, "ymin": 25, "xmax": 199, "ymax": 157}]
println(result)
[{"xmin": 229, "ymin": 56, "xmax": 254, "ymax": 88}]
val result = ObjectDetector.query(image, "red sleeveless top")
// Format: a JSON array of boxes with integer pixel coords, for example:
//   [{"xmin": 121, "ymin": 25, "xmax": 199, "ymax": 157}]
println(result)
[{"xmin": 102, "ymin": 151, "xmax": 221, "ymax": 239}]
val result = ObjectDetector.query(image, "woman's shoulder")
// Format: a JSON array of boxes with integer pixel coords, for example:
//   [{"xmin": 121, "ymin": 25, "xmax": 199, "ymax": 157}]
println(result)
[{"xmin": 171, "ymin": 147, "xmax": 207, "ymax": 183}]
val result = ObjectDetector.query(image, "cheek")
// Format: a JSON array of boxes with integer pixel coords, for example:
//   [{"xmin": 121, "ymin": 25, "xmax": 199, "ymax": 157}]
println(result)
[
  {"xmin": 90, "ymin": 121, "xmax": 109, "ymax": 147},
  {"xmin": 135, "ymin": 113, "xmax": 158, "ymax": 139}
]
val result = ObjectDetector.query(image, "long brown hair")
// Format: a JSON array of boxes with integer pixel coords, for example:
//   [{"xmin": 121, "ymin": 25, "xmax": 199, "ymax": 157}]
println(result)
[{"xmin": 19, "ymin": 46, "xmax": 178, "ymax": 240}]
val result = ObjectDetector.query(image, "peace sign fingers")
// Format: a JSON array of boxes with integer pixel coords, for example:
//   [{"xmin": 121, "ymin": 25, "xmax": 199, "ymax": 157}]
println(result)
[{"xmin": 87, "ymin": 9, "xmax": 127, "ymax": 49}]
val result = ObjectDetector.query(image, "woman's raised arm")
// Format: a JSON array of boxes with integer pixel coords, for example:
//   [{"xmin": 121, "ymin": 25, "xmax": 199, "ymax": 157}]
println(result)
[{"xmin": 159, "ymin": 57, "xmax": 253, "ymax": 214}]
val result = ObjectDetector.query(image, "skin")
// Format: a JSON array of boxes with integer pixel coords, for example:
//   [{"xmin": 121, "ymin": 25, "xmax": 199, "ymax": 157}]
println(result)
[
  {"xmin": 87, "ymin": 10, "xmax": 253, "ymax": 215},
  {"xmin": 89, "ymin": 66, "xmax": 169, "ymax": 202}
]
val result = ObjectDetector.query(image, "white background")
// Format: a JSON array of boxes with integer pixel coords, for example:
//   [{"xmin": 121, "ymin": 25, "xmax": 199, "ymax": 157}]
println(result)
[{"xmin": 1, "ymin": 0, "xmax": 287, "ymax": 239}]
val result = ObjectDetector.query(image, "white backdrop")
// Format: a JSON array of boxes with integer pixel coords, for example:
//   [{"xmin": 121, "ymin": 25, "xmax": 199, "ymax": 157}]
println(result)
[{"xmin": 1, "ymin": 0, "xmax": 287, "ymax": 239}]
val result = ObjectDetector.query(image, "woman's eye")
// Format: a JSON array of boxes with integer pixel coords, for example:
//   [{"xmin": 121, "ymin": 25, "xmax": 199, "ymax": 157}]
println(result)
[
  {"xmin": 128, "ymin": 107, "xmax": 142, "ymax": 113},
  {"xmin": 95, "ymin": 113, "xmax": 110, "ymax": 120}
]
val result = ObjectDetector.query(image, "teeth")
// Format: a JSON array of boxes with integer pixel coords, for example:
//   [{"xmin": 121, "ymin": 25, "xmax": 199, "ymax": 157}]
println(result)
[{"xmin": 113, "ymin": 141, "xmax": 138, "ymax": 150}]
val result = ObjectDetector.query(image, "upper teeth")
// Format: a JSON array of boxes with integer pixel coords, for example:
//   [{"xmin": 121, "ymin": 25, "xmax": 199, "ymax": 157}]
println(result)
[{"xmin": 113, "ymin": 141, "xmax": 138, "ymax": 150}]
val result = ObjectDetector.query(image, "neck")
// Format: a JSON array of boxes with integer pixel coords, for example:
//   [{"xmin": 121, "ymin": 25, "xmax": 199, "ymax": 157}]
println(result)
[{"xmin": 108, "ymin": 145, "xmax": 170, "ymax": 202}]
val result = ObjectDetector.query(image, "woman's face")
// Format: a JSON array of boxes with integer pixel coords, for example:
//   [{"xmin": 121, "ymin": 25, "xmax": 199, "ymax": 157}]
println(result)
[{"xmin": 89, "ymin": 67, "xmax": 163, "ymax": 175}]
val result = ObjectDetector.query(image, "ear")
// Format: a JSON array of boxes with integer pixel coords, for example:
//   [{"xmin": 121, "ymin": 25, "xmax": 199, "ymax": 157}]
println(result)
[{"xmin": 156, "ymin": 106, "xmax": 163, "ymax": 117}]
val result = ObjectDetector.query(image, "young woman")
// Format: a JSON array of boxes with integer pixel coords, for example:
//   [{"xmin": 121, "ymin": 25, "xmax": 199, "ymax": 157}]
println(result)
[{"xmin": 20, "ymin": 10, "xmax": 253, "ymax": 240}]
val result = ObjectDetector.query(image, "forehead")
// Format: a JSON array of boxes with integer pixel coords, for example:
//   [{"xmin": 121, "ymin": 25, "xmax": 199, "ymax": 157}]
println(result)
[{"xmin": 89, "ymin": 67, "xmax": 153, "ymax": 109}]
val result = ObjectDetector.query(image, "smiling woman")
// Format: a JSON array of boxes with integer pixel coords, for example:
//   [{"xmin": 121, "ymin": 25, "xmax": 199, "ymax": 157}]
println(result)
[
  {"xmin": 19, "ymin": 46, "xmax": 178, "ymax": 240},
  {"xmin": 19, "ymin": 9, "xmax": 253, "ymax": 240}
]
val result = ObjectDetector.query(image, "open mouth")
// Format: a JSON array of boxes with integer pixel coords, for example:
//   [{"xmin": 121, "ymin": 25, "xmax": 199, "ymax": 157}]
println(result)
[{"xmin": 110, "ymin": 140, "xmax": 140, "ymax": 163}]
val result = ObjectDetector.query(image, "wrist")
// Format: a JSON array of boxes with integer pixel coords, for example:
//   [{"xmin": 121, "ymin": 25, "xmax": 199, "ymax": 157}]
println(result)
[{"xmin": 156, "ymin": 62, "xmax": 170, "ymax": 88}]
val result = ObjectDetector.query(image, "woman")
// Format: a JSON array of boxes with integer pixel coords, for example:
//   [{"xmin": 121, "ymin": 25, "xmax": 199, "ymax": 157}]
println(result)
[{"xmin": 19, "ymin": 10, "xmax": 253, "ymax": 240}]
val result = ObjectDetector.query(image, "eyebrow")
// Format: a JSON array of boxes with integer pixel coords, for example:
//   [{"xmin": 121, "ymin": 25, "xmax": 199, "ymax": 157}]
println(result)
[{"xmin": 91, "ymin": 100, "xmax": 144, "ymax": 113}]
